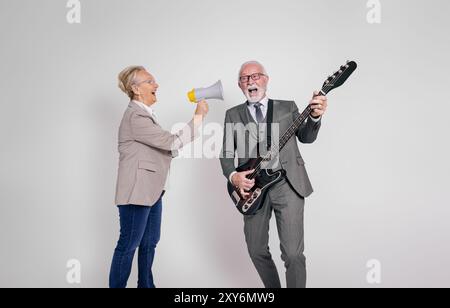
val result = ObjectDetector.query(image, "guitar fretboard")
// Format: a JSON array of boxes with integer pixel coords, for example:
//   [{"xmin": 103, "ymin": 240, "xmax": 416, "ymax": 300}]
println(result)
[{"xmin": 266, "ymin": 89, "xmax": 327, "ymax": 161}]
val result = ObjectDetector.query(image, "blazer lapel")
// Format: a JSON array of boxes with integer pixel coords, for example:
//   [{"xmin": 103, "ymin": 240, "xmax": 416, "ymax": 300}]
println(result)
[
  {"xmin": 128, "ymin": 102, "xmax": 160, "ymax": 126},
  {"xmin": 237, "ymin": 102, "xmax": 252, "ymax": 125}
]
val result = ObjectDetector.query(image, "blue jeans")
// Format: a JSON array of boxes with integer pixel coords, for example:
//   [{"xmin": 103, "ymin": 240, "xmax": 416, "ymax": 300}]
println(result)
[{"xmin": 109, "ymin": 198, "xmax": 162, "ymax": 288}]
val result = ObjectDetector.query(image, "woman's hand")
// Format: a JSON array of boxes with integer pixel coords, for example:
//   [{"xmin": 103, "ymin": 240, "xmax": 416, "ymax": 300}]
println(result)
[{"xmin": 195, "ymin": 100, "xmax": 209, "ymax": 117}]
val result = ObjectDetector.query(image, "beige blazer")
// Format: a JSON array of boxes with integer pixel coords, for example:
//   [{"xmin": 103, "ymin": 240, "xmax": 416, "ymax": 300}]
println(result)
[{"xmin": 115, "ymin": 102, "xmax": 196, "ymax": 206}]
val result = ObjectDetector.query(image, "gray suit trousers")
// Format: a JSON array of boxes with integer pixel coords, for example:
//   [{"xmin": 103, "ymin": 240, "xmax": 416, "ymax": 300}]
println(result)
[{"xmin": 244, "ymin": 178, "xmax": 306, "ymax": 288}]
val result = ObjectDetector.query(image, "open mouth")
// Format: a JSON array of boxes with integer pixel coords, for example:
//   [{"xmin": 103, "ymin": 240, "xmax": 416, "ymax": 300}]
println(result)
[{"xmin": 248, "ymin": 88, "xmax": 258, "ymax": 95}]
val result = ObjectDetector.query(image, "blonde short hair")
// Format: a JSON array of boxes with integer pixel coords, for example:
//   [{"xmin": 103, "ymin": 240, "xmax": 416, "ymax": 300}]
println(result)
[{"xmin": 118, "ymin": 66, "xmax": 145, "ymax": 99}]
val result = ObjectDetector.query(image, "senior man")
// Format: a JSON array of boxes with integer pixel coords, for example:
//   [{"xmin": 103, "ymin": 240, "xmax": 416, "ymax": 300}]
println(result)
[{"xmin": 220, "ymin": 61, "xmax": 328, "ymax": 288}]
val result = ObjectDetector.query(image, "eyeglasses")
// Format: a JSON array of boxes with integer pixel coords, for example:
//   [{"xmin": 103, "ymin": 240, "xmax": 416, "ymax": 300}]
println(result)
[
  {"xmin": 135, "ymin": 79, "xmax": 156, "ymax": 86},
  {"xmin": 239, "ymin": 73, "xmax": 266, "ymax": 83}
]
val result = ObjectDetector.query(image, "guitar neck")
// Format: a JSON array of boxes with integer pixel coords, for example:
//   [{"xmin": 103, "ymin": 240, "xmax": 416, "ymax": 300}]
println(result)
[{"xmin": 271, "ymin": 89, "xmax": 326, "ymax": 157}]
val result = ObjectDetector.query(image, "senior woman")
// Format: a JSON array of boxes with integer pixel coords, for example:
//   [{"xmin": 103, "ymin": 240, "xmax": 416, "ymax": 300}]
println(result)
[{"xmin": 109, "ymin": 66, "xmax": 208, "ymax": 288}]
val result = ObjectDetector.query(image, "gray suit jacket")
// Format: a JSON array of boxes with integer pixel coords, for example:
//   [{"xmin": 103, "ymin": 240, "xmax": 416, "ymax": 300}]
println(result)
[
  {"xmin": 220, "ymin": 99, "xmax": 321, "ymax": 198},
  {"xmin": 115, "ymin": 102, "xmax": 196, "ymax": 207}
]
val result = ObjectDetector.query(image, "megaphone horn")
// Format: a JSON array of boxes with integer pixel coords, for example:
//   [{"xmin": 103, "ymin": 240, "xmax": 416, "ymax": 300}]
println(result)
[{"xmin": 187, "ymin": 80, "xmax": 224, "ymax": 103}]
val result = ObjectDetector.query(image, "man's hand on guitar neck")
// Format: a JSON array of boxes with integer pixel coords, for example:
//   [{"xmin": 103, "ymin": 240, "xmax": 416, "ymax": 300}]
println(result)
[
  {"xmin": 231, "ymin": 170, "xmax": 256, "ymax": 199},
  {"xmin": 310, "ymin": 91, "xmax": 328, "ymax": 119}
]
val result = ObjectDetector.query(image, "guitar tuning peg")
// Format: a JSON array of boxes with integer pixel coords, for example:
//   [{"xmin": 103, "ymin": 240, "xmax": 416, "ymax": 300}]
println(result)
[
  {"xmin": 346, "ymin": 60, "xmax": 350, "ymax": 64},
  {"xmin": 338, "ymin": 70, "xmax": 343, "ymax": 74}
]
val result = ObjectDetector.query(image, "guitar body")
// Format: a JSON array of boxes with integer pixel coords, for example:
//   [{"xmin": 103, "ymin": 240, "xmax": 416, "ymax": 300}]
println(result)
[{"xmin": 227, "ymin": 158, "xmax": 286, "ymax": 215}]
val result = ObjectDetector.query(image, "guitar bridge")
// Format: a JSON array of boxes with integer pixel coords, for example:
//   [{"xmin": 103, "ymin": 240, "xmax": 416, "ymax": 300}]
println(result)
[{"xmin": 242, "ymin": 188, "xmax": 262, "ymax": 213}]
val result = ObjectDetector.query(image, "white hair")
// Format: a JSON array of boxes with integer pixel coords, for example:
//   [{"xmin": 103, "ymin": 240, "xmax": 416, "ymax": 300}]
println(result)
[{"xmin": 238, "ymin": 61, "xmax": 268, "ymax": 80}]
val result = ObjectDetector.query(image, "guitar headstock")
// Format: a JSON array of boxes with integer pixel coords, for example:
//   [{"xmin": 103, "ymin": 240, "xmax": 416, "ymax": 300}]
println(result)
[{"xmin": 321, "ymin": 61, "xmax": 357, "ymax": 95}]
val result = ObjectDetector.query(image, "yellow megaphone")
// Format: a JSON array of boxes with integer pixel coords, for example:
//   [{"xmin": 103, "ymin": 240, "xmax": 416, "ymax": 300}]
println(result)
[{"xmin": 187, "ymin": 80, "xmax": 224, "ymax": 103}]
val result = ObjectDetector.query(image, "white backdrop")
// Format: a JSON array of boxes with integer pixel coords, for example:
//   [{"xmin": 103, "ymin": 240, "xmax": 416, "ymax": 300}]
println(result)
[{"xmin": 1, "ymin": 0, "xmax": 449, "ymax": 288}]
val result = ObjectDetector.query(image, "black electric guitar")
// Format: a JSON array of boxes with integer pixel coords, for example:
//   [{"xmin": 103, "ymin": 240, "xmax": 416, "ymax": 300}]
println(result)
[{"xmin": 227, "ymin": 61, "xmax": 358, "ymax": 215}]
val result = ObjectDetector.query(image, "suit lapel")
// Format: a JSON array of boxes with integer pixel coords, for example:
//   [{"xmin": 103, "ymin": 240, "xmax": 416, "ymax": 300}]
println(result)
[
  {"xmin": 238, "ymin": 102, "xmax": 252, "ymax": 125},
  {"xmin": 128, "ymin": 102, "xmax": 160, "ymax": 126}
]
